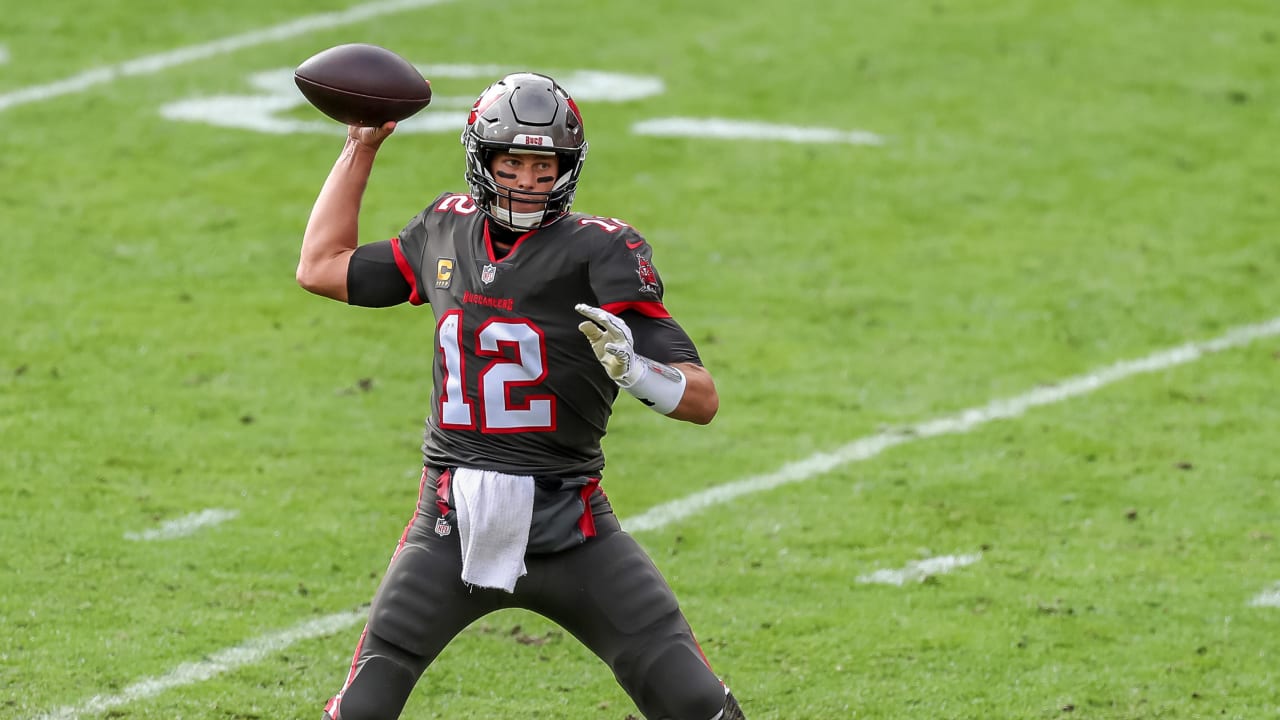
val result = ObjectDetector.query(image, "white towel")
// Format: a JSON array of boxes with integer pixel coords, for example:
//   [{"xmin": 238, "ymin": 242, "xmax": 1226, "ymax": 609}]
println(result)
[{"xmin": 452, "ymin": 467, "xmax": 535, "ymax": 593}]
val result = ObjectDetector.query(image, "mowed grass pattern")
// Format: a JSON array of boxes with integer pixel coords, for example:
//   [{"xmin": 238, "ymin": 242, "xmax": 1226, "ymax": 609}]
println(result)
[{"xmin": 2, "ymin": 1, "xmax": 1278, "ymax": 718}]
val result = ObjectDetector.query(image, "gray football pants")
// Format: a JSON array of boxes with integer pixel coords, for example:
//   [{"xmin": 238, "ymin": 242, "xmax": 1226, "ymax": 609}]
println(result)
[{"xmin": 323, "ymin": 480, "xmax": 728, "ymax": 720}]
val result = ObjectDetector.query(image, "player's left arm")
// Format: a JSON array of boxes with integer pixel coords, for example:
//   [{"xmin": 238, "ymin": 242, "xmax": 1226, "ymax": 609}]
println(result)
[
  {"xmin": 664, "ymin": 361, "xmax": 719, "ymax": 425},
  {"xmin": 629, "ymin": 312, "xmax": 718, "ymax": 424},
  {"xmin": 575, "ymin": 305, "xmax": 719, "ymax": 425}
]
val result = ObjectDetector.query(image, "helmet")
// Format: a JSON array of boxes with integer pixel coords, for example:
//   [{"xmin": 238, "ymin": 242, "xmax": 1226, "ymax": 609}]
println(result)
[{"xmin": 461, "ymin": 72, "xmax": 588, "ymax": 230}]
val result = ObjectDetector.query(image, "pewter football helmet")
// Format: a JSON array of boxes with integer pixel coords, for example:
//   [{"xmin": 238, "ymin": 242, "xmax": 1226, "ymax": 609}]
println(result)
[{"xmin": 461, "ymin": 72, "xmax": 588, "ymax": 229}]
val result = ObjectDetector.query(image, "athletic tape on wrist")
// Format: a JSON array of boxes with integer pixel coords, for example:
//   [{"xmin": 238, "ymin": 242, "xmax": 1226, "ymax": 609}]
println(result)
[{"xmin": 622, "ymin": 356, "xmax": 687, "ymax": 415}]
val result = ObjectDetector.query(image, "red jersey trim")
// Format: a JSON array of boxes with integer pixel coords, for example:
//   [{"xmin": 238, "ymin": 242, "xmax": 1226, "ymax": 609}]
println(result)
[
  {"xmin": 389, "ymin": 236, "xmax": 423, "ymax": 306},
  {"xmin": 435, "ymin": 468, "xmax": 453, "ymax": 518},
  {"xmin": 577, "ymin": 477, "xmax": 601, "ymax": 539},
  {"xmin": 483, "ymin": 219, "xmax": 539, "ymax": 262},
  {"xmin": 324, "ymin": 625, "xmax": 369, "ymax": 719},
  {"xmin": 600, "ymin": 300, "xmax": 670, "ymax": 319}
]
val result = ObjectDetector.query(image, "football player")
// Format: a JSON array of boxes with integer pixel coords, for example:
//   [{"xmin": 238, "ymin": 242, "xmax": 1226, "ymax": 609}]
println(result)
[{"xmin": 295, "ymin": 72, "xmax": 746, "ymax": 720}]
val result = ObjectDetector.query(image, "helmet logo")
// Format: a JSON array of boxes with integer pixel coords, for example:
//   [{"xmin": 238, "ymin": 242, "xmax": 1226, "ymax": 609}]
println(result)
[{"xmin": 513, "ymin": 133, "xmax": 552, "ymax": 146}]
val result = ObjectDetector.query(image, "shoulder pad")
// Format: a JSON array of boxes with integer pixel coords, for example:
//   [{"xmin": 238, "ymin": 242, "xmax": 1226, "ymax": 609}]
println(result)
[{"xmin": 567, "ymin": 214, "xmax": 640, "ymax": 238}]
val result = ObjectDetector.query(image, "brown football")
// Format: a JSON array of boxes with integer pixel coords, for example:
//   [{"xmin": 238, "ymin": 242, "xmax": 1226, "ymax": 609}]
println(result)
[{"xmin": 294, "ymin": 43, "xmax": 432, "ymax": 127}]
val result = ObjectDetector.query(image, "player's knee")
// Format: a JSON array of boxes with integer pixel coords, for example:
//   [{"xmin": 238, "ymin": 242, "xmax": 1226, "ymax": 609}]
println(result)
[
  {"xmin": 720, "ymin": 689, "xmax": 747, "ymax": 720},
  {"xmin": 634, "ymin": 644, "xmax": 727, "ymax": 720},
  {"xmin": 325, "ymin": 656, "xmax": 417, "ymax": 720}
]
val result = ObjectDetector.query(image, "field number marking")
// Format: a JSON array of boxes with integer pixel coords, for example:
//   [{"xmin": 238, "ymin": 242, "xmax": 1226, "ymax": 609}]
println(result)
[
  {"xmin": 160, "ymin": 66, "xmax": 664, "ymax": 135},
  {"xmin": 159, "ymin": 64, "xmax": 882, "ymax": 144},
  {"xmin": 28, "ymin": 313, "xmax": 1280, "ymax": 720}
]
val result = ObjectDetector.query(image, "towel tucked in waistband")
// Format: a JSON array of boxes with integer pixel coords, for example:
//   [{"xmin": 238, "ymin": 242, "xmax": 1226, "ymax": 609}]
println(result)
[{"xmin": 451, "ymin": 467, "xmax": 534, "ymax": 592}]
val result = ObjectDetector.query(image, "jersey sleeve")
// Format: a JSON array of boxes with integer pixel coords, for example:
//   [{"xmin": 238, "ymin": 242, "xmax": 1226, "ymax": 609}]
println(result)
[
  {"xmin": 587, "ymin": 225, "xmax": 671, "ymax": 319},
  {"xmin": 346, "ymin": 240, "xmax": 413, "ymax": 307},
  {"xmin": 627, "ymin": 313, "xmax": 702, "ymax": 365},
  {"xmin": 386, "ymin": 196, "xmax": 450, "ymax": 306}
]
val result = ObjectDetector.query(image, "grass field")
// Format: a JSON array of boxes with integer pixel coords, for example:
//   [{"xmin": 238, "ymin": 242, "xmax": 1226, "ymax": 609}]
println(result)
[{"xmin": 2, "ymin": 1, "xmax": 1278, "ymax": 718}]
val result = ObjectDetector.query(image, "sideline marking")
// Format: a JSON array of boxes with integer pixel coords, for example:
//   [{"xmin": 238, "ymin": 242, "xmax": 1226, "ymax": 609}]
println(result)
[
  {"xmin": 857, "ymin": 554, "xmax": 983, "ymax": 586},
  {"xmin": 28, "ymin": 315, "xmax": 1280, "ymax": 719},
  {"xmin": 0, "ymin": 0, "xmax": 457, "ymax": 114},
  {"xmin": 1249, "ymin": 582, "xmax": 1280, "ymax": 608},
  {"xmin": 124, "ymin": 508, "xmax": 240, "ymax": 541}
]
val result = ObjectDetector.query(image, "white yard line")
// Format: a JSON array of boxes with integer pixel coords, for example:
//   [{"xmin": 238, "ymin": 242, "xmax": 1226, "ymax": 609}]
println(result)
[
  {"xmin": 28, "ymin": 314, "xmax": 1280, "ymax": 719},
  {"xmin": 632, "ymin": 117, "xmax": 885, "ymax": 145},
  {"xmin": 31, "ymin": 610, "xmax": 366, "ymax": 720},
  {"xmin": 625, "ymin": 315, "xmax": 1280, "ymax": 531},
  {"xmin": 856, "ymin": 553, "xmax": 984, "ymax": 586},
  {"xmin": 0, "ymin": 0, "xmax": 457, "ymax": 114},
  {"xmin": 1249, "ymin": 582, "xmax": 1280, "ymax": 608},
  {"xmin": 124, "ymin": 508, "xmax": 240, "ymax": 541}
]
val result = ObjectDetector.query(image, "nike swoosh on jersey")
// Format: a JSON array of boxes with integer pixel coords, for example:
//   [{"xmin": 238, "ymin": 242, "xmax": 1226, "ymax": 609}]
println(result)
[{"xmin": 625, "ymin": 239, "xmax": 645, "ymax": 249}]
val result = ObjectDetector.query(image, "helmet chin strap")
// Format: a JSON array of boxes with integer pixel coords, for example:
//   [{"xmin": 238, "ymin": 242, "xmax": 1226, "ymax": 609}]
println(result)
[{"xmin": 489, "ymin": 203, "xmax": 546, "ymax": 230}]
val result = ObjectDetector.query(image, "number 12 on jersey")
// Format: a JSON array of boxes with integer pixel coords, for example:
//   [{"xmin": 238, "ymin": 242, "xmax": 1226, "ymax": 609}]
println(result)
[{"xmin": 436, "ymin": 310, "xmax": 556, "ymax": 432}]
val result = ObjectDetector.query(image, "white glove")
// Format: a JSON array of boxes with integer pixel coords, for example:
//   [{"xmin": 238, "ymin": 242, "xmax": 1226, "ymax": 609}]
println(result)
[
  {"xmin": 575, "ymin": 303, "xmax": 689, "ymax": 414},
  {"xmin": 575, "ymin": 303, "xmax": 643, "ymax": 387}
]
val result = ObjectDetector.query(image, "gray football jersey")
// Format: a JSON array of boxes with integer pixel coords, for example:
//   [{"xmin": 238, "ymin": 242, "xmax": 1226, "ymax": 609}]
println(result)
[{"xmin": 391, "ymin": 192, "xmax": 675, "ymax": 476}]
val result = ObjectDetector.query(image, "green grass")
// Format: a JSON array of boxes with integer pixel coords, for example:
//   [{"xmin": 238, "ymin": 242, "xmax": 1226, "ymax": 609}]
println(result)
[{"xmin": 2, "ymin": 0, "xmax": 1279, "ymax": 718}]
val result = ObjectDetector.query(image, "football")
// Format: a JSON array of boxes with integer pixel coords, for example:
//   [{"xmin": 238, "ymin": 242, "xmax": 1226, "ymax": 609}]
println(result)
[{"xmin": 294, "ymin": 43, "xmax": 432, "ymax": 127}]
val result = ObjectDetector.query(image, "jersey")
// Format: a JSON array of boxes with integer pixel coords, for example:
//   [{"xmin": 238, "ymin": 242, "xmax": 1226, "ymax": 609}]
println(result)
[{"xmin": 388, "ymin": 192, "xmax": 688, "ymax": 476}]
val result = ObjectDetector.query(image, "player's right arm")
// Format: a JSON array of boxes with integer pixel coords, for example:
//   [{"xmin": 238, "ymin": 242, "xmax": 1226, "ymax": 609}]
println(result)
[{"xmin": 296, "ymin": 122, "xmax": 396, "ymax": 301}]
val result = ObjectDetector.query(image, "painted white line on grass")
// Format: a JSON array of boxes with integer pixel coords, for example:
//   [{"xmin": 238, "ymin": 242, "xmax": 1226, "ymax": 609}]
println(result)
[
  {"xmin": 124, "ymin": 508, "xmax": 240, "ymax": 541},
  {"xmin": 632, "ymin": 117, "xmax": 886, "ymax": 145},
  {"xmin": 857, "ymin": 554, "xmax": 983, "ymax": 586},
  {"xmin": 0, "ymin": 45, "xmax": 9, "ymax": 65},
  {"xmin": 625, "ymin": 315, "xmax": 1280, "ymax": 532},
  {"xmin": 28, "ymin": 314, "xmax": 1280, "ymax": 719},
  {"xmin": 0, "ymin": 0, "xmax": 457, "ymax": 114},
  {"xmin": 31, "ymin": 610, "xmax": 365, "ymax": 720},
  {"xmin": 1249, "ymin": 582, "xmax": 1280, "ymax": 608}
]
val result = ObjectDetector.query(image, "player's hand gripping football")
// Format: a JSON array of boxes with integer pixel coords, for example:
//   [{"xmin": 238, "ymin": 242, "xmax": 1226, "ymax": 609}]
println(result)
[
  {"xmin": 348, "ymin": 121, "xmax": 396, "ymax": 150},
  {"xmin": 575, "ymin": 304, "xmax": 643, "ymax": 388}
]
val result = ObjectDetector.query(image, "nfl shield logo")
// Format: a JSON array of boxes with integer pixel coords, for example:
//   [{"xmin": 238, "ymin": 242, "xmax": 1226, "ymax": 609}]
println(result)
[
  {"xmin": 434, "ymin": 516, "xmax": 452, "ymax": 537},
  {"xmin": 481, "ymin": 263, "xmax": 497, "ymax": 284}
]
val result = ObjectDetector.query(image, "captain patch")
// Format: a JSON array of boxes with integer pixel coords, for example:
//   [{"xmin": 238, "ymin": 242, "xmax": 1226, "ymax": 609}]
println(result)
[{"xmin": 436, "ymin": 258, "xmax": 455, "ymax": 289}]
